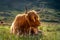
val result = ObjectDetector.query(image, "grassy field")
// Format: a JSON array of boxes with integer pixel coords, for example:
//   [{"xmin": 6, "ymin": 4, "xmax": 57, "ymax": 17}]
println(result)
[{"xmin": 0, "ymin": 22, "xmax": 60, "ymax": 40}]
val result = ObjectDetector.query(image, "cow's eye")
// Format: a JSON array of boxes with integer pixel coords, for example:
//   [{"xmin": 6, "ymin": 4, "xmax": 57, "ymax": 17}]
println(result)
[{"xmin": 34, "ymin": 17, "xmax": 36, "ymax": 20}]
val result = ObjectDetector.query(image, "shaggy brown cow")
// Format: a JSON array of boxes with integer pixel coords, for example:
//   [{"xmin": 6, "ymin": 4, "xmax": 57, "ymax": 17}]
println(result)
[{"xmin": 10, "ymin": 10, "xmax": 40, "ymax": 35}]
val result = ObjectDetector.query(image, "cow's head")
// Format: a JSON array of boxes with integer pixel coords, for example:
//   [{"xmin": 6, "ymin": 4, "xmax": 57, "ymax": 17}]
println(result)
[{"xmin": 27, "ymin": 10, "xmax": 40, "ymax": 27}]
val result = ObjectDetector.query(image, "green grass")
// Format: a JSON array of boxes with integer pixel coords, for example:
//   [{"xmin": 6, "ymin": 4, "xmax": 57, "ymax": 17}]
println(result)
[
  {"xmin": 40, "ymin": 22, "xmax": 60, "ymax": 40},
  {"xmin": 0, "ymin": 22, "xmax": 60, "ymax": 40},
  {"xmin": 0, "ymin": 25, "xmax": 42, "ymax": 40}
]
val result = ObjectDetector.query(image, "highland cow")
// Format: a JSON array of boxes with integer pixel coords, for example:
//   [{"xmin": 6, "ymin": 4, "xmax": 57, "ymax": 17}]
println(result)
[{"xmin": 10, "ymin": 10, "xmax": 40, "ymax": 35}]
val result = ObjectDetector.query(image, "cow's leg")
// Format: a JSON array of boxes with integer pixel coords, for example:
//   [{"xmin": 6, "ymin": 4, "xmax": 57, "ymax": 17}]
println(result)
[{"xmin": 31, "ymin": 27, "xmax": 38, "ymax": 35}]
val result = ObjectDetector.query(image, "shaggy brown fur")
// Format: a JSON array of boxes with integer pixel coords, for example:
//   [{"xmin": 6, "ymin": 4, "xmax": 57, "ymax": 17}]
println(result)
[{"xmin": 10, "ymin": 10, "xmax": 40, "ymax": 35}]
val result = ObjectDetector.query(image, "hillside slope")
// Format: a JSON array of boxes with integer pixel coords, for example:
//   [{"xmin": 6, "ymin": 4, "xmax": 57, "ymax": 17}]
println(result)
[{"xmin": 0, "ymin": 0, "xmax": 60, "ymax": 23}]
